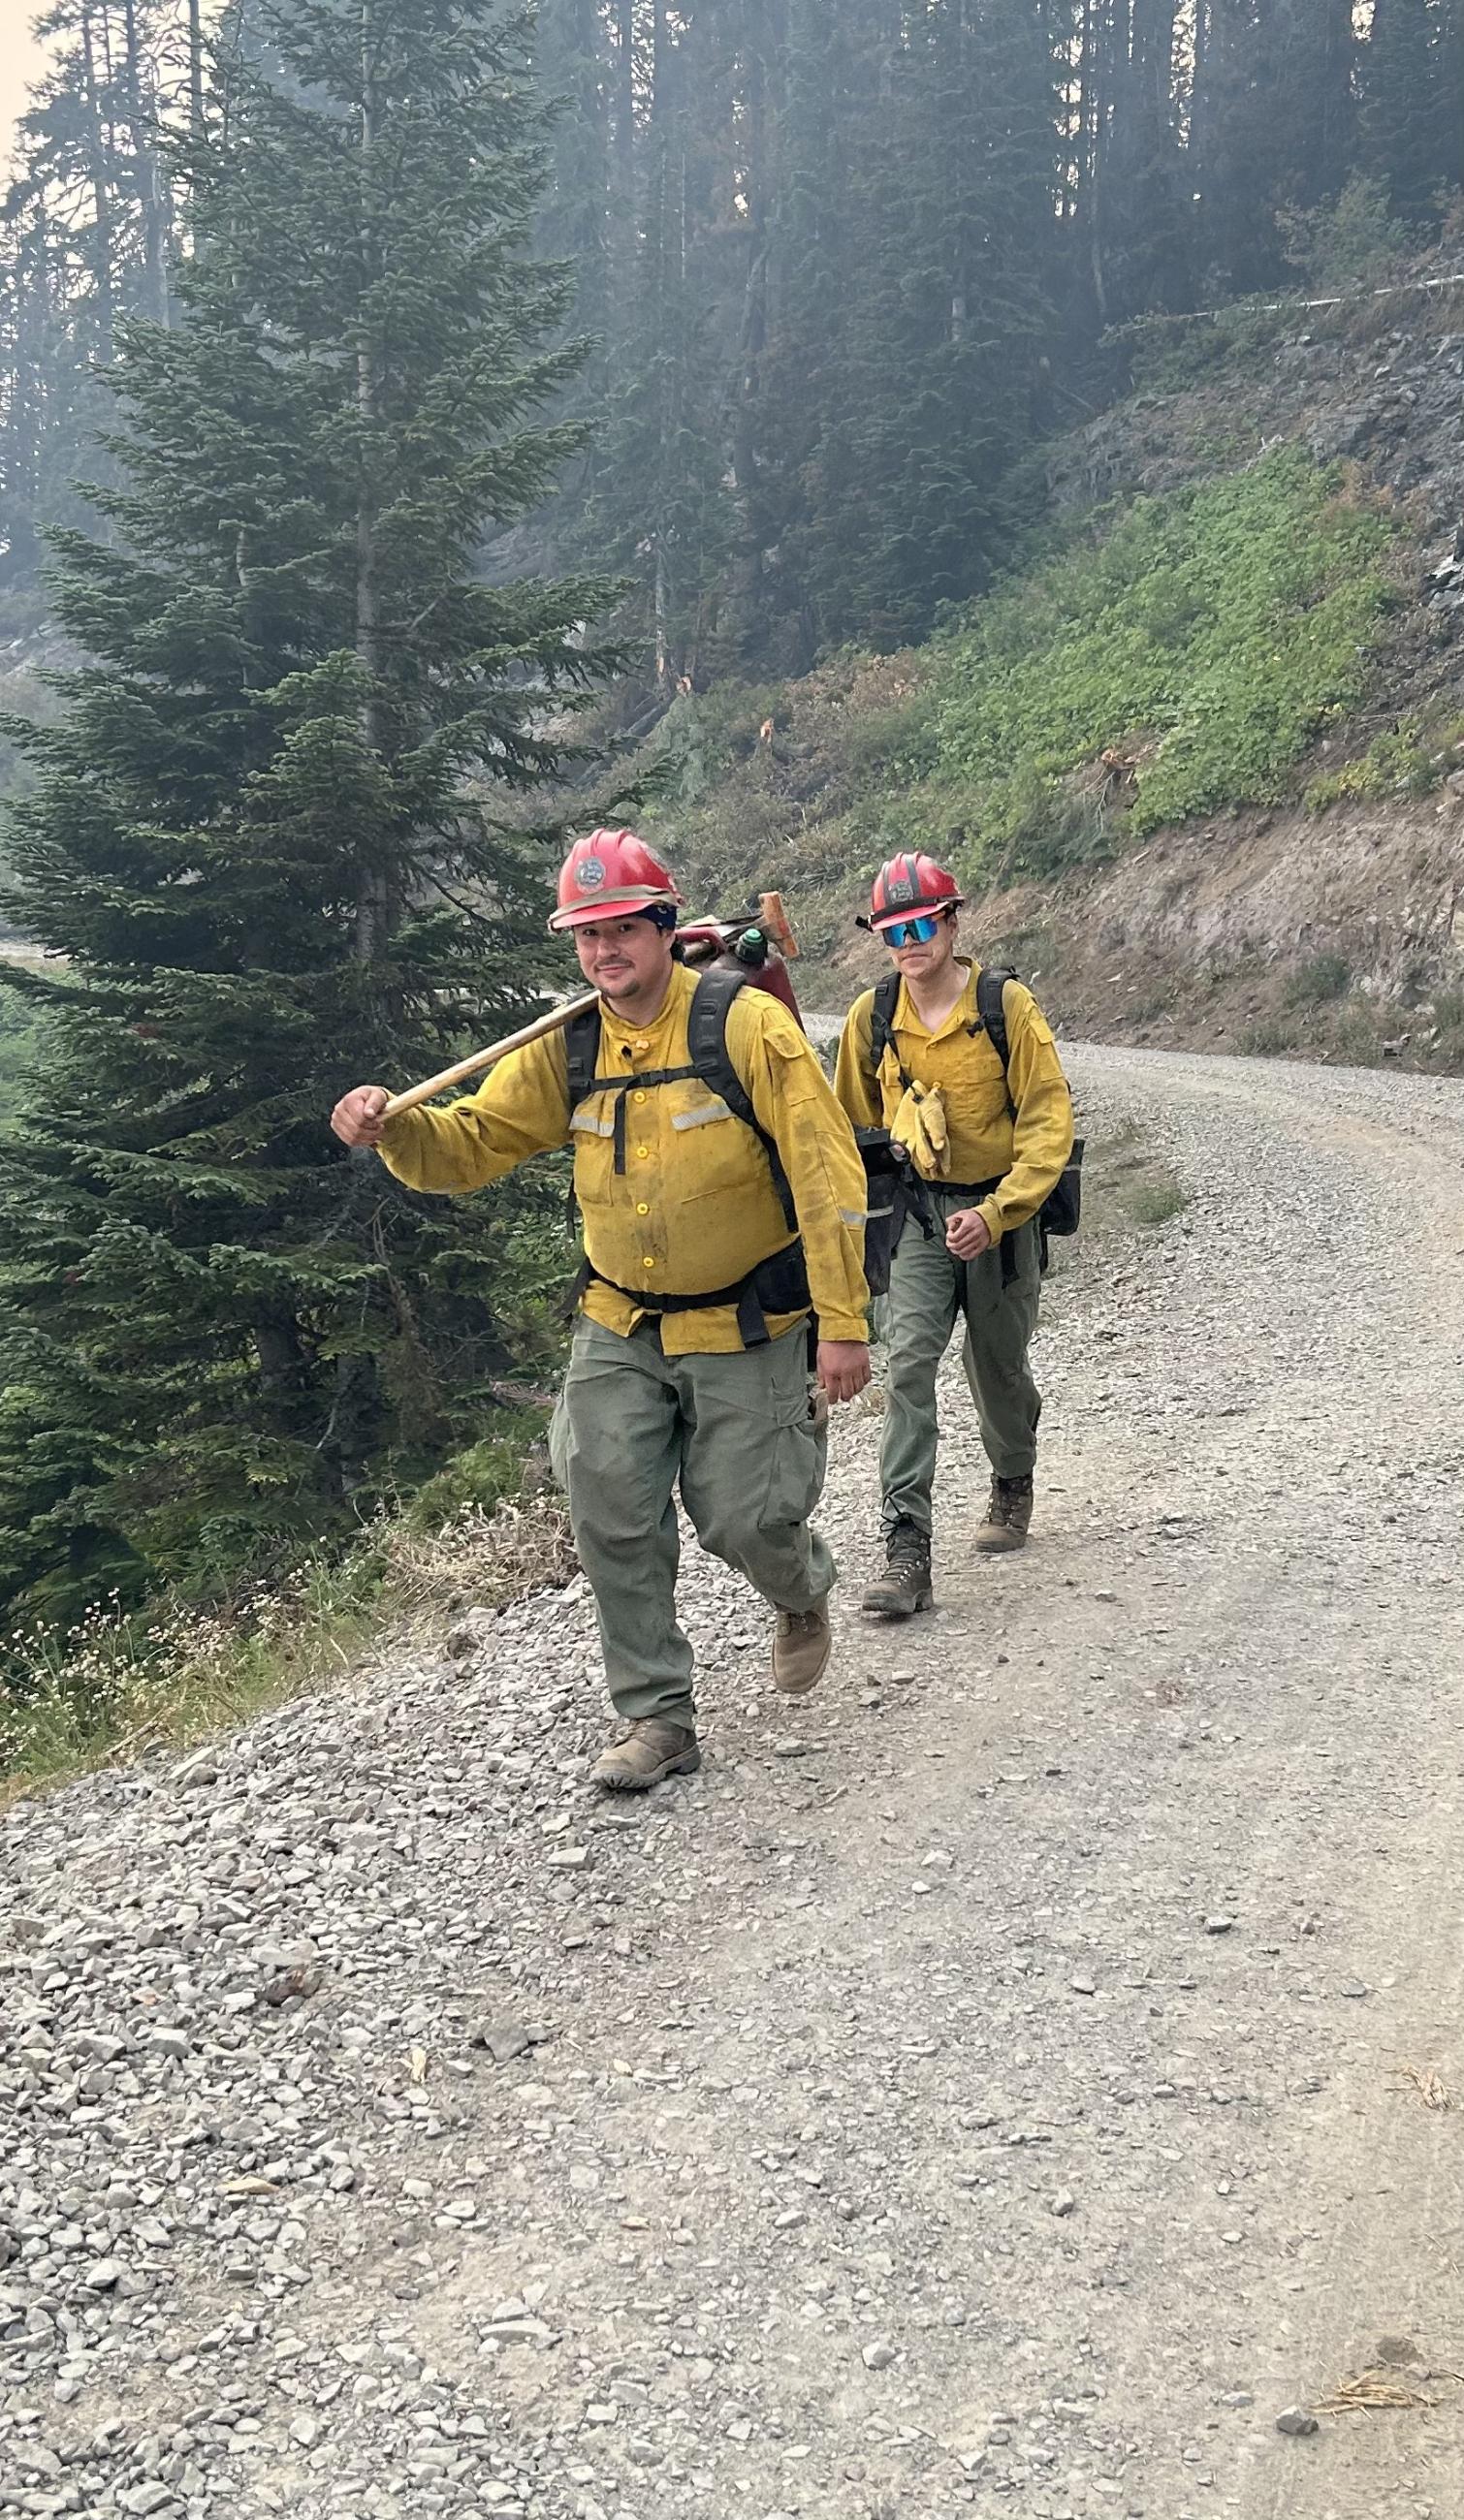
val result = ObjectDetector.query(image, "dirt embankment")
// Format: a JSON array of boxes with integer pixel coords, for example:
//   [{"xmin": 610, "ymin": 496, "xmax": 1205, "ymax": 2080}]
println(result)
[{"xmin": 973, "ymin": 787, "xmax": 1464, "ymax": 1066}]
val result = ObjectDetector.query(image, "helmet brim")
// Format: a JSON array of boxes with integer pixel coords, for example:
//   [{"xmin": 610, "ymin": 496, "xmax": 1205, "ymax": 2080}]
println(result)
[
  {"xmin": 548, "ymin": 889, "xmax": 682, "ymax": 934},
  {"xmin": 865, "ymin": 898, "xmax": 964, "ymax": 934}
]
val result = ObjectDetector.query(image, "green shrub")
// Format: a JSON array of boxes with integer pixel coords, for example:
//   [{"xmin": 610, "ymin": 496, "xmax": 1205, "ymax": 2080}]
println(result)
[
  {"xmin": 1239, "ymin": 1015, "xmax": 1301, "ymax": 1056},
  {"xmin": 924, "ymin": 450, "xmax": 1395, "ymax": 863},
  {"xmin": 841, "ymin": 692, "xmax": 934, "ymax": 780},
  {"xmin": 1331, "ymin": 1005, "xmax": 1383, "ymax": 1066},
  {"xmin": 1121, "ymin": 299, "xmax": 1290, "ymax": 395},
  {"xmin": 1305, "ymin": 717, "xmax": 1464, "ymax": 813},
  {"xmin": 1286, "ymin": 952, "xmax": 1352, "ymax": 1005},
  {"xmin": 405, "ymin": 1413, "xmax": 548, "ymax": 1532},
  {"xmin": 1278, "ymin": 176, "xmax": 1410, "ymax": 295}
]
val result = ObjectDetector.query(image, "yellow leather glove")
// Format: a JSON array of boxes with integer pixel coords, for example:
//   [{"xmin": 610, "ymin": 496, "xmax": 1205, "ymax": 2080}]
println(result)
[{"xmin": 890, "ymin": 1080, "xmax": 950, "ymax": 1181}]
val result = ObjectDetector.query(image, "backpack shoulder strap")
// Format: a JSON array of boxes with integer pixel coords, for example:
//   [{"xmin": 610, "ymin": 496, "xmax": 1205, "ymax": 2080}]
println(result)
[
  {"xmin": 868, "ymin": 972, "xmax": 902, "ymax": 1078},
  {"xmin": 687, "ymin": 965, "xmax": 797, "ymax": 1230},
  {"xmin": 976, "ymin": 963, "xmax": 1018, "ymax": 1118},
  {"xmin": 563, "ymin": 1000, "xmax": 603, "ymax": 1116},
  {"xmin": 976, "ymin": 963, "xmax": 1017, "ymax": 1072}
]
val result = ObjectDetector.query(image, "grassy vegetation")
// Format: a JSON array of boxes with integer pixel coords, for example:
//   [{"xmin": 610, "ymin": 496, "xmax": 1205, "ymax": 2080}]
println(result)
[
  {"xmin": 1, "ymin": 1456, "xmax": 569, "ymax": 1807},
  {"xmin": 1303, "ymin": 712, "xmax": 1464, "ymax": 814},
  {"xmin": 1430, "ymin": 989, "xmax": 1464, "ymax": 1064},
  {"xmin": 1077, "ymin": 1124, "xmax": 1191, "ymax": 1240},
  {"xmin": 915, "ymin": 450, "xmax": 1397, "ymax": 867},
  {"xmin": 1239, "ymin": 995, "xmax": 1384, "ymax": 1063}
]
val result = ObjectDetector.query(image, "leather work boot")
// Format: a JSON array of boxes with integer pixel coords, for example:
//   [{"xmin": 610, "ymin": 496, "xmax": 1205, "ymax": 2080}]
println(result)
[
  {"xmin": 861, "ymin": 1522, "xmax": 934, "ymax": 1618},
  {"xmin": 591, "ymin": 1718, "xmax": 701, "ymax": 1792},
  {"xmin": 772, "ymin": 1598, "xmax": 833, "ymax": 1695},
  {"xmin": 973, "ymin": 1472, "xmax": 1034, "ymax": 1554}
]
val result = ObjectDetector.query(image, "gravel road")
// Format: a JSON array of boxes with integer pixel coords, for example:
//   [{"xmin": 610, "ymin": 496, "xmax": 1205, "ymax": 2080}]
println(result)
[{"xmin": 5, "ymin": 1043, "xmax": 1464, "ymax": 2520}]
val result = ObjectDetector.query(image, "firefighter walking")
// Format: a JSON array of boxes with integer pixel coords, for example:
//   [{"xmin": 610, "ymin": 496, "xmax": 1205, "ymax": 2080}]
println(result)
[
  {"xmin": 331, "ymin": 831, "xmax": 872, "ymax": 1788},
  {"xmin": 834, "ymin": 852, "xmax": 1073, "ymax": 1615}
]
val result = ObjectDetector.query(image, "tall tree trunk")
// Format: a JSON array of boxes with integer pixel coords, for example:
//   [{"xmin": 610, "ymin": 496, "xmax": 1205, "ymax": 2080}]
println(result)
[
  {"xmin": 613, "ymin": 0, "xmax": 637, "ymax": 308},
  {"xmin": 1088, "ymin": 0, "xmax": 1112, "ymax": 321},
  {"xmin": 188, "ymin": 0, "xmax": 206, "ymax": 139},
  {"xmin": 731, "ymin": 0, "xmax": 773, "ymax": 639},
  {"xmin": 79, "ymin": 5, "xmax": 115, "ymax": 364},
  {"xmin": 355, "ymin": 0, "xmax": 388, "ymax": 964},
  {"xmin": 649, "ymin": 6, "xmax": 677, "ymax": 689},
  {"xmin": 1189, "ymin": 0, "xmax": 1211, "ymax": 195},
  {"xmin": 0, "ymin": 204, "xmax": 46, "ymax": 585},
  {"xmin": 122, "ymin": 0, "xmax": 170, "ymax": 324}
]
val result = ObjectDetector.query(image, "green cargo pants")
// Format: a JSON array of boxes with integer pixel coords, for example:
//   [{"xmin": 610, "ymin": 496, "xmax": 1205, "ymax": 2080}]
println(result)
[
  {"xmin": 879, "ymin": 1187, "xmax": 1041, "ymax": 1540},
  {"xmin": 549, "ymin": 1316, "xmax": 835, "ymax": 1729}
]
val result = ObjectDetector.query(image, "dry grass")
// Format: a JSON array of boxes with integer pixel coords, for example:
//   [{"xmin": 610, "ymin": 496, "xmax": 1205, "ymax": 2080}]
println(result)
[
  {"xmin": 1317, "ymin": 2366, "xmax": 1461, "ymax": 2415},
  {"xmin": 1397, "ymin": 2063, "xmax": 1456, "ymax": 2111},
  {"xmin": 0, "ymin": 1490, "xmax": 574, "ymax": 1810}
]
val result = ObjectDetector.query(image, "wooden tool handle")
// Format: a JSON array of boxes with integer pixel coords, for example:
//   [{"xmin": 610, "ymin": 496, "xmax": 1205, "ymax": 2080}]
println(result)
[{"xmin": 380, "ymin": 989, "xmax": 601, "ymax": 1120}]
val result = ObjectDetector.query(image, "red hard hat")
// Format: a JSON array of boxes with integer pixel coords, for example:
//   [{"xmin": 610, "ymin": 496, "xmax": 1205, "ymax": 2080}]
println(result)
[
  {"xmin": 860, "ymin": 851, "xmax": 963, "ymax": 933},
  {"xmin": 548, "ymin": 828, "xmax": 683, "ymax": 932}
]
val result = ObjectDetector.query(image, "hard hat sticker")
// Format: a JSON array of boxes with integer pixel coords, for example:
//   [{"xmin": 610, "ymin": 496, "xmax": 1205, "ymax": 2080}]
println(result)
[{"xmin": 577, "ymin": 856, "xmax": 606, "ymax": 889}]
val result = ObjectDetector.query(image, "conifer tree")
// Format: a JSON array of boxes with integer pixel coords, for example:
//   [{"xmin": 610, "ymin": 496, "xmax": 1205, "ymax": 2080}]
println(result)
[
  {"xmin": 1361, "ymin": 0, "xmax": 1446, "ymax": 225},
  {"xmin": 0, "ymin": 0, "xmax": 615, "ymax": 1629},
  {"xmin": 578, "ymin": 5, "xmax": 738, "ymax": 690}
]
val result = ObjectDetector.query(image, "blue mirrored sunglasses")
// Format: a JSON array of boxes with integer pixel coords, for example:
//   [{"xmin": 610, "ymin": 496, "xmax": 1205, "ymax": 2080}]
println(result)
[{"xmin": 883, "ymin": 913, "xmax": 941, "ymax": 949}]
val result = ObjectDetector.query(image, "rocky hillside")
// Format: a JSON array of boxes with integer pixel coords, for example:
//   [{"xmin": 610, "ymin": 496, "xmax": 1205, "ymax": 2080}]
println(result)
[{"xmin": 641, "ymin": 257, "xmax": 1464, "ymax": 1070}]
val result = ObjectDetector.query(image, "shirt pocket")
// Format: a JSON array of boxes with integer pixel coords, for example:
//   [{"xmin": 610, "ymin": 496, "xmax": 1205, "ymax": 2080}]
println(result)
[
  {"xmin": 569, "ymin": 1095, "xmax": 619, "ymax": 1213},
  {"xmin": 949, "ymin": 1065, "xmax": 1015, "ymax": 1142},
  {"xmin": 667, "ymin": 1087, "xmax": 758, "ymax": 1205}
]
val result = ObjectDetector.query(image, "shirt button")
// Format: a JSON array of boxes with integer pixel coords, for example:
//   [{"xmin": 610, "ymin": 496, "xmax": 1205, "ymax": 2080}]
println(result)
[
  {"xmin": 633, "ymin": 1090, "xmax": 647, "ymax": 1104},
  {"xmin": 636, "ymin": 1202, "xmax": 650, "ymax": 1215},
  {"xmin": 642, "ymin": 1255, "xmax": 655, "ymax": 1270},
  {"xmin": 636, "ymin": 1146, "xmax": 650, "ymax": 1158}
]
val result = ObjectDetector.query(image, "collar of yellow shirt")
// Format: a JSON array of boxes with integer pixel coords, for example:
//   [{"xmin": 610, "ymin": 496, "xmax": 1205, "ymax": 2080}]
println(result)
[{"xmin": 893, "ymin": 958, "xmax": 980, "ymax": 1045}]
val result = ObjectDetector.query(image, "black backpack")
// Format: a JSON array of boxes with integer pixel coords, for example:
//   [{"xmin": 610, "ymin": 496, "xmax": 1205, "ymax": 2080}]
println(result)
[{"xmin": 867, "ymin": 963, "xmax": 1083, "ymax": 1255}]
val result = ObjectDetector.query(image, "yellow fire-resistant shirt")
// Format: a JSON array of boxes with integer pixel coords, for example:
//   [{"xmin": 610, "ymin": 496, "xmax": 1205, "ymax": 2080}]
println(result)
[
  {"xmin": 378, "ymin": 961, "xmax": 871, "ymax": 1354},
  {"xmin": 834, "ymin": 961, "xmax": 1073, "ymax": 1247}
]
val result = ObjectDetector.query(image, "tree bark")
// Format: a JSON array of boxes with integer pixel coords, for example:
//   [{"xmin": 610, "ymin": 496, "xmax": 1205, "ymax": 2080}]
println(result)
[
  {"xmin": 122, "ymin": 0, "xmax": 170, "ymax": 324},
  {"xmin": 613, "ymin": 0, "xmax": 637, "ymax": 308},
  {"xmin": 79, "ymin": 5, "xmax": 115, "ymax": 365},
  {"xmin": 355, "ymin": 0, "xmax": 389, "ymax": 965},
  {"xmin": 188, "ymin": 0, "xmax": 206, "ymax": 142}
]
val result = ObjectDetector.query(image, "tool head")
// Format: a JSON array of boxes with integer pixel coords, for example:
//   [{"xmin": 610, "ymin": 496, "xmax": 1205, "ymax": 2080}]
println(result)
[{"xmin": 755, "ymin": 890, "xmax": 800, "ymax": 961}]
